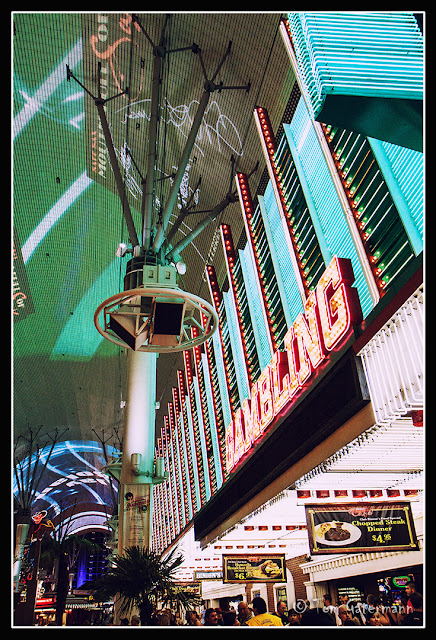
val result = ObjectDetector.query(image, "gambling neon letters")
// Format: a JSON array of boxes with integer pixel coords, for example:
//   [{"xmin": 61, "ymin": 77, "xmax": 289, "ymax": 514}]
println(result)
[{"xmin": 225, "ymin": 256, "xmax": 362, "ymax": 473}]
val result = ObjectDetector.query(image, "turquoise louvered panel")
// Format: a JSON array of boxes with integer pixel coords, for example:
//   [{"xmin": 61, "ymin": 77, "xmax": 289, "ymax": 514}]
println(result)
[
  {"xmin": 375, "ymin": 140, "xmax": 423, "ymax": 245},
  {"xmin": 287, "ymin": 12, "xmax": 423, "ymax": 119},
  {"xmin": 192, "ymin": 375, "xmax": 211, "ymax": 501},
  {"xmin": 223, "ymin": 289, "xmax": 250, "ymax": 402},
  {"xmin": 239, "ymin": 244, "xmax": 272, "ymax": 372},
  {"xmin": 201, "ymin": 352, "xmax": 223, "ymax": 489},
  {"xmin": 261, "ymin": 183, "xmax": 304, "ymax": 324},
  {"xmin": 185, "ymin": 391, "xmax": 202, "ymax": 512},
  {"xmin": 211, "ymin": 330, "xmax": 232, "ymax": 429},
  {"xmin": 232, "ymin": 257, "xmax": 261, "ymax": 382},
  {"xmin": 285, "ymin": 101, "xmax": 374, "ymax": 319}
]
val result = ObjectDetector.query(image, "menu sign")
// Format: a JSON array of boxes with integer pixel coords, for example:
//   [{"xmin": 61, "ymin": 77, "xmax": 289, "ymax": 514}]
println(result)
[
  {"xmin": 306, "ymin": 502, "xmax": 419, "ymax": 555},
  {"xmin": 223, "ymin": 554, "xmax": 286, "ymax": 583}
]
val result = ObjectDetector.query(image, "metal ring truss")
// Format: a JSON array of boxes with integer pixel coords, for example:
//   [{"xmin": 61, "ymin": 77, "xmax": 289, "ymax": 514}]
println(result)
[{"xmin": 94, "ymin": 285, "xmax": 218, "ymax": 353}]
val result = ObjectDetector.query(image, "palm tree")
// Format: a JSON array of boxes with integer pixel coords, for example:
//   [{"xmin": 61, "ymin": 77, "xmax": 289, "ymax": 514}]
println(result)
[{"xmin": 87, "ymin": 545, "xmax": 201, "ymax": 625}]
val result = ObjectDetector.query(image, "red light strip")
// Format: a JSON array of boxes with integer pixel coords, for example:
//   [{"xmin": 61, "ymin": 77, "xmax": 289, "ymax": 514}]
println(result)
[
  {"xmin": 163, "ymin": 415, "xmax": 175, "ymax": 540},
  {"xmin": 200, "ymin": 313, "xmax": 227, "ymax": 480},
  {"xmin": 190, "ymin": 327, "xmax": 215, "ymax": 495},
  {"xmin": 235, "ymin": 172, "xmax": 279, "ymax": 351},
  {"xmin": 178, "ymin": 369, "xmax": 197, "ymax": 516},
  {"xmin": 220, "ymin": 223, "xmax": 254, "ymax": 387},
  {"xmin": 172, "ymin": 387, "xmax": 190, "ymax": 526},
  {"xmin": 254, "ymin": 106, "xmax": 310, "ymax": 297},
  {"xmin": 206, "ymin": 264, "xmax": 238, "ymax": 418},
  {"xmin": 184, "ymin": 349, "xmax": 207, "ymax": 508},
  {"xmin": 167, "ymin": 402, "xmax": 184, "ymax": 532}
]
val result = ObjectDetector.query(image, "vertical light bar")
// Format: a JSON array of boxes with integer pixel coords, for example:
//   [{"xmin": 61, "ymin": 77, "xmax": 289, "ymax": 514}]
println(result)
[
  {"xmin": 238, "ymin": 245, "xmax": 272, "ymax": 371},
  {"xmin": 201, "ymin": 319, "xmax": 227, "ymax": 485},
  {"xmin": 191, "ymin": 359, "xmax": 212, "ymax": 502},
  {"xmin": 172, "ymin": 388, "xmax": 189, "ymax": 528},
  {"xmin": 220, "ymin": 224, "xmax": 254, "ymax": 387},
  {"xmin": 162, "ymin": 416, "xmax": 176, "ymax": 541},
  {"xmin": 192, "ymin": 327, "xmax": 215, "ymax": 497},
  {"xmin": 206, "ymin": 265, "xmax": 238, "ymax": 420},
  {"xmin": 178, "ymin": 370, "xmax": 198, "ymax": 517},
  {"xmin": 184, "ymin": 350, "xmax": 207, "ymax": 508},
  {"xmin": 200, "ymin": 347, "xmax": 224, "ymax": 489},
  {"xmin": 167, "ymin": 403, "xmax": 183, "ymax": 536},
  {"xmin": 235, "ymin": 172, "xmax": 275, "ymax": 354},
  {"xmin": 254, "ymin": 106, "xmax": 308, "ymax": 302}
]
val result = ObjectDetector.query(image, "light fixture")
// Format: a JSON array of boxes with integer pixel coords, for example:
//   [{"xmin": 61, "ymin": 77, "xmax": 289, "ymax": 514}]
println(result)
[
  {"xmin": 116, "ymin": 242, "xmax": 133, "ymax": 258},
  {"xmin": 176, "ymin": 260, "xmax": 187, "ymax": 275}
]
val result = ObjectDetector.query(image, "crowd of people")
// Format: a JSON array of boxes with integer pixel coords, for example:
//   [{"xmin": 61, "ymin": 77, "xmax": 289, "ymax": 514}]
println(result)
[{"xmin": 107, "ymin": 582, "xmax": 423, "ymax": 627}]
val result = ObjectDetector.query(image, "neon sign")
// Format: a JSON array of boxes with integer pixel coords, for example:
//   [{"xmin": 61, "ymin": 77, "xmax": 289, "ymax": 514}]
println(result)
[{"xmin": 225, "ymin": 256, "xmax": 362, "ymax": 473}]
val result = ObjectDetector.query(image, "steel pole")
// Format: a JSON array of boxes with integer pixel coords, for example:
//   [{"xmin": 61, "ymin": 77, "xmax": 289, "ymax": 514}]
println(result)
[
  {"xmin": 142, "ymin": 52, "xmax": 163, "ymax": 251},
  {"xmin": 117, "ymin": 350, "xmax": 157, "ymax": 556},
  {"xmin": 151, "ymin": 88, "xmax": 211, "ymax": 254},
  {"xmin": 95, "ymin": 101, "xmax": 140, "ymax": 253},
  {"xmin": 165, "ymin": 192, "xmax": 237, "ymax": 262}
]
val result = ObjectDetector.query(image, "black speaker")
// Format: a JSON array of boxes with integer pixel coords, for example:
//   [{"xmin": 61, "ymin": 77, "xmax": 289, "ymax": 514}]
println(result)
[{"xmin": 153, "ymin": 302, "xmax": 184, "ymax": 335}]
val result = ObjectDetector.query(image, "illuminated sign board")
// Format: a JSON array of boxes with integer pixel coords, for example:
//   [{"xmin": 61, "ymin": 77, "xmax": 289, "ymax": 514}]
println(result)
[
  {"xmin": 194, "ymin": 570, "xmax": 223, "ymax": 581},
  {"xmin": 306, "ymin": 502, "xmax": 419, "ymax": 555},
  {"xmin": 223, "ymin": 554, "xmax": 286, "ymax": 583},
  {"xmin": 225, "ymin": 255, "xmax": 362, "ymax": 472}
]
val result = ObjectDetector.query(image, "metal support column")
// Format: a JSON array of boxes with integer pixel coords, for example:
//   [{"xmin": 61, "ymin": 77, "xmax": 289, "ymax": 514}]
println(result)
[{"xmin": 117, "ymin": 350, "xmax": 157, "ymax": 554}]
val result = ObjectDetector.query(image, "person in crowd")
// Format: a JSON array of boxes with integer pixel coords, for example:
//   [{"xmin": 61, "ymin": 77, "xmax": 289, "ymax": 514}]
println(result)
[
  {"xmin": 366, "ymin": 609, "xmax": 384, "ymax": 626},
  {"xmin": 339, "ymin": 594, "xmax": 349, "ymax": 607},
  {"xmin": 300, "ymin": 605, "xmax": 336, "ymax": 627},
  {"xmin": 186, "ymin": 610, "xmax": 201, "ymax": 626},
  {"xmin": 156, "ymin": 612, "xmax": 170, "ymax": 625},
  {"xmin": 401, "ymin": 592, "xmax": 424, "ymax": 626},
  {"xmin": 338, "ymin": 605, "xmax": 360, "ymax": 626},
  {"xmin": 273, "ymin": 600, "xmax": 288, "ymax": 625},
  {"xmin": 120, "ymin": 618, "xmax": 129, "ymax": 626},
  {"xmin": 246, "ymin": 596, "xmax": 283, "ymax": 627},
  {"xmin": 404, "ymin": 581, "xmax": 421, "ymax": 613},
  {"xmin": 366, "ymin": 598, "xmax": 391, "ymax": 626},
  {"xmin": 348, "ymin": 600, "xmax": 366, "ymax": 625},
  {"xmin": 322, "ymin": 593, "xmax": 339, "ymax": 625},
  {"xmin": 203, "ymin": 608, "xmax": 219, "ymax": 626},
  {"xmin": 215, "ymin": 607, "xmax": 224, "ymax": 625},
  {"xmin": 287, "ymin": 608, "xmax": 301, "ymax": 625},
  {"xmin": 237, "ymin": 600, "xmax": 253, "ymax": 625},
  {"xmin": 363, "ymin": 593, "xmax": 376, "ymax": 616},
  {"xmin": 222, "ymin": 610, "xmax": 240, "ymax": 626},
  {"xmin": 130, "ymin": 615, "xmax": 140, "ymax": 626}
]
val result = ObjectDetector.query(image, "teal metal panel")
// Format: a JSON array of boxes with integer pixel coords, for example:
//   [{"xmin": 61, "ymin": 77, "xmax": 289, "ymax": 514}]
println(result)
[
  {"xmin": 368, "ymin": 137, "xmax": 423, "ymax": 255},
  {"xmin": 192, "ymin": 375, "xmax": 211, "ymax": 502},
  {"xmin": 178, "ymin": 407, "xmax": 194, "ymax": 520},
  {"xmin": 239, "ymin": 245, "xmax": 272, "ymax": 371},
  {"xmin": 201, "ymin": 352, "xmax": 223, "ymax": 489},
  {"xmin": 185, "ymin": 391, "xmax": 202, "ymax": 512},
  {"xmin": 259, "ymin": 187, "xmax": 304, "ymax": 325},
  {"xmin": 285, "ymin": 99, "xmax": 374, "ymax": 319},
  {"xmin": 287, "ymin": 12, "xmax": 423, "ymax": 118},
  {"xmin": 223, "ymin": 289, "xmax": 250, "ymax": 402},
  {"xmin": 211, "ymin": 330, "xmax": 232, "ymax": 429}
]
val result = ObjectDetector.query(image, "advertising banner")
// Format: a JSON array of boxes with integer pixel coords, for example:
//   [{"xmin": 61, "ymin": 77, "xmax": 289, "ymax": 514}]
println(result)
[
  {"xmin": 121, "ymin": 483, "xmax": 152, "ymax": 548},
  {"xmin": 305, "ymin": 502, "xmax": 419, "ymax": 555},
  {"xmin": 223, "ymin": 554, "xmax": 286, "ymax": 583}
]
